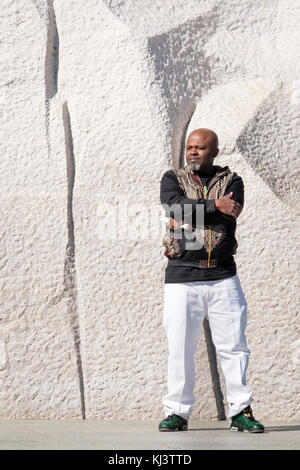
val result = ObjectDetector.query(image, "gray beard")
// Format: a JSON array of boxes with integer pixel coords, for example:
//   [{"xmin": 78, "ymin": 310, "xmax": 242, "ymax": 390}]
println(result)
[{"xmin": 187, "ymin": 162, "xmax": 201, "ymax": 171}]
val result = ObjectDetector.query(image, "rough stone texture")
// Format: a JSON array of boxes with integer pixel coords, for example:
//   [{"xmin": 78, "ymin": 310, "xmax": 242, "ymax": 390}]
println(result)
[{"xmin": 0, "ymin": 0, "xmax": 299, "ymax": 420}]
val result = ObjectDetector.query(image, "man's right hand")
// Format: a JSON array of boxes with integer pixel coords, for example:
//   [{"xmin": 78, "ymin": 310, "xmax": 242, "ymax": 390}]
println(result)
[{"xmin": 214, "ymin": 192, "xmax": 243, "ymax": 219}]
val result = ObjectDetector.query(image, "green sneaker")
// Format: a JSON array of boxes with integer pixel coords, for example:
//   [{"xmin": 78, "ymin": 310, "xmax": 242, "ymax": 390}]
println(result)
[
  {"xmin": 159, "ymin": 414, "xmax": 188, "ymax": 432},
  {"xmin": 230, "ymin": 406, "xmax": 264, "ymax": 433}
]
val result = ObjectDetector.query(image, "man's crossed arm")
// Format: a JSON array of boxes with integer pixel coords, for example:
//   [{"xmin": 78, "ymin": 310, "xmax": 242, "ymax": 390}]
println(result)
[{"xmin": 160, "ymin": 170, "xmax": 244, "ymax": 225}]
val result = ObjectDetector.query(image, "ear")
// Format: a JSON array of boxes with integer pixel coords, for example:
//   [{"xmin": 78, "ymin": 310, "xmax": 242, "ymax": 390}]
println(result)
[{"xmin": 214, "ymin": 148, "xmax": 219, "ymax": 158}]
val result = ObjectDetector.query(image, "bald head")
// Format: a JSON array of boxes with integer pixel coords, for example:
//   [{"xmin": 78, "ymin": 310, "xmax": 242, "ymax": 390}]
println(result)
[
  {"xmin": 187, "ymin": 128, "xmax": 219, "ymax": 149},
  {"xmin": 185, "ymin": 128, "xmax": 219, "ymax": 174}
]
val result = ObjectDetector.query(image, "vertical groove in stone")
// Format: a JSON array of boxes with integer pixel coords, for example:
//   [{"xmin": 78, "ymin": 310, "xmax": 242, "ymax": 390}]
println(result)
[
  {"xmin": 45, "ymin": 98, "xmax": 51, "ymax": 159},
  {"xmin": 45, "ymin": 0, "xmax": 59, "ymax": 100},
  {"xmin": 45, "ymin": 0, "xmax": 59, "ymax": 158},
  {"xmin": 203, "ymin": 318, "xmax": 226, "ymax": 420},
  {"xmin": 178, "ymin": 105, "xmax": 196, "ymax": 168},
  {"xmin": 62, "ymin": 102, "xmax": 86, "ymax": 420}
]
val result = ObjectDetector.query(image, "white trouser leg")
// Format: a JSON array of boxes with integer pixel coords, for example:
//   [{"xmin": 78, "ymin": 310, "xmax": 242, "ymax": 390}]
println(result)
[
  {"xmin": 207, "ymin": 274, "xmax": 253, "ymax": 419},
  {"xmin": 162, "ymin": 275, "xmax": 253, "ymax": 421},
  {"xmin": 162, "ymin": 282, "xmax": 207, "ymax": 420}
]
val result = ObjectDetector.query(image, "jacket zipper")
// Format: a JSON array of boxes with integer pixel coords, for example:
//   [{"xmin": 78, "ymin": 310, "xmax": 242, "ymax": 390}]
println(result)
[
  {"xmin": 198, "ymin": 180, "xmax": 212, "ymax": 268},
  {"xmin": 191, "ymin": 171, "xmax": 226, "ymax": 268}
]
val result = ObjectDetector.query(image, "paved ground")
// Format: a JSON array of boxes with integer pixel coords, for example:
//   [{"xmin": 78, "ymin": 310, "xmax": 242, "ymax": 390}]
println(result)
[{"xmin": 0, "ymin": 420, "xmax": 299, "ymax": 450}]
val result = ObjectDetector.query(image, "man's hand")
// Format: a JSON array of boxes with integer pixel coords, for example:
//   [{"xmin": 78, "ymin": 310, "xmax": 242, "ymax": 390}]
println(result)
[
  {"xmin": 167, "ymin": 217, "xmax": 181, "ymax": 230},
  {"xmin": 165, "ymin": 217, "xmax": 191, "ymax": 230},
  {"xmin": 214, "ymin": 192, "xmax": 243, "ymax": 219}
]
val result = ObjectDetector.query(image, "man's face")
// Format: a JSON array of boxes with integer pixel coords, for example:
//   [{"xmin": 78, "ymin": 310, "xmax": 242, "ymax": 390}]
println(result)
[{"xmin": 185, "ymin": 132, "xmax": 218, "ymax": 172}]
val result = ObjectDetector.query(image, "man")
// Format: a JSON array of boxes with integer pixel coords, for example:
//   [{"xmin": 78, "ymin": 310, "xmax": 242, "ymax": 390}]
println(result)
[{"xmin": 159, "ymin": 128, "xmax": 264, "ymax": 433}]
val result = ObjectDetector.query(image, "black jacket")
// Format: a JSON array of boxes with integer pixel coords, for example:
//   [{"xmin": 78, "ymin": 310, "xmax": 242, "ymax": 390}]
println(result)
[{"xmin": 160, "ymin": 166, "xmax": 244, "ymax": 269}]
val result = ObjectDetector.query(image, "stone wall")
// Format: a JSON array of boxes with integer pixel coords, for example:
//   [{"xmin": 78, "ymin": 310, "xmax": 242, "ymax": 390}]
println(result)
[{"xmin": 0, "ymin": 0, "xmax": 299, "ymax": 420}]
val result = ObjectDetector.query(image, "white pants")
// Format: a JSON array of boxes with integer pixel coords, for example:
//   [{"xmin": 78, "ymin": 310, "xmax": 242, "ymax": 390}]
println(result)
[{"xmin": 162, "ymin": 274, "xmax": 253, "ymax": 420}]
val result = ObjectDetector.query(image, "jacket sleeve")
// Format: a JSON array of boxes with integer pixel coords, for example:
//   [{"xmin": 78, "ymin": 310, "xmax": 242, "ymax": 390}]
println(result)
[
  {"xmin": 160, "ymin": 170, "xmax": 244, "ymax": 225},
  {"xmin": 205, "ymin": 174, "xmax": 244, "ymax": 224},
  {"xmin": 160, "ymin": 171, "xmax": 216, "ymax": 220}
]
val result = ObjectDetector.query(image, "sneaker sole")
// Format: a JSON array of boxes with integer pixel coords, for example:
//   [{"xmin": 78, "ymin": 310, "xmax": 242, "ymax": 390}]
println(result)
[
  {"xmin": 159, "ymin": 425, "xmax": 188, "ymax": 432},
  {"xmin": 230, "ymin": 425, "xmax": 264, "ymax": 433}
]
